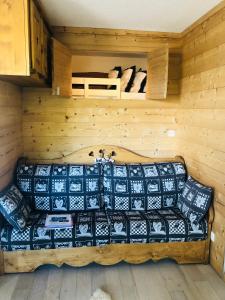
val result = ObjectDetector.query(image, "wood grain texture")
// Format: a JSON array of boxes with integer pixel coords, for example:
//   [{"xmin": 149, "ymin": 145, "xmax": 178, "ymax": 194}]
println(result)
[
  {"xmin": 180, "ymin": 3, "xmax": 225, "ymax": 279},
  {"xmin": 0, "ymin": 0, "xmax": 50, "ymax": 86},
  {"xmin": 24, "ymin": 144, "xmax": 184, "ymax": 164},
  {"xmin": 30, "ymin": 0, "xmax": 43, "ymax": 75},
  {"xmin": 2, "ymin": 262, "xmax": 225, "ymax": 300},
  {"xmin": 72, "ymin": 77, "xmax": 121, "ymax": 99},
  {"xmin": 52, "ymin": 38, "xmax": 72, "ymax": 97},
  {"xmin": 0, "ymin": 0, "xmax": 30, "ymax": 76},
  {"xmin": 52, "ymin": 26, "xmax": 182, "ymax": 54},
  {"xmin": 182, "ymin": 1, "xmax": 225, "ymax": 41},
  {"xmin": 0, "ymin": 80, "xmax": 23, "ymax": 191},
  {"xmin": 22, "ymin": 88, "xmax": 180, "ymax": 160},
  {"xmin": 30, "ymin": 0, "xmax": 50, "ymax": 79},
  {"xmin": 3, "ymin": 241, "xmax": 210, "ymax": 274},
  {"xmin": 147, "ymin": 47, "xmax": 169, "ymax": 99},
  {"xmin": 0, "ymin": 80, "xmax": 22, "ymax": 275},
  {"xmin": 71, "ymin": 53, "xmax": 180, "ymax": 99}
]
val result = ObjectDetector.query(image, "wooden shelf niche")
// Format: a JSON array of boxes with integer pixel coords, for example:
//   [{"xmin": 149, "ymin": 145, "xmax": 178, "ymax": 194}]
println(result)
[
  {"xmin": 53, "ymin": 47, "xmax": 181, "ymax": 100},
  {"xmin": 71, "ymin": 52, "xmax": 147, "ymax": 100}
]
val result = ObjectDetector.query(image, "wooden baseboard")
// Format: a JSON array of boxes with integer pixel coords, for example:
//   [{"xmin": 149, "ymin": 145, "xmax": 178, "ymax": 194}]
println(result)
[{"xmin": 3, "ymin": 239, "xmax": 209, "ymax": 273}]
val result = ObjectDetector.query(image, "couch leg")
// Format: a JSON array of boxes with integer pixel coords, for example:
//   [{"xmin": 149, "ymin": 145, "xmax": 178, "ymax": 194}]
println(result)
[{"xmin": 0, "ymin": 251, "xmax": 4, "ymax": 275}]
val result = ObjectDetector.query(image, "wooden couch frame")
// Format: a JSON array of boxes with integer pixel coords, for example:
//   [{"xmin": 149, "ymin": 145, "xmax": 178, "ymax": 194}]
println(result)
[{"xmin": 0, "ymin": 145, "xmax": 214, "ymax": 274}]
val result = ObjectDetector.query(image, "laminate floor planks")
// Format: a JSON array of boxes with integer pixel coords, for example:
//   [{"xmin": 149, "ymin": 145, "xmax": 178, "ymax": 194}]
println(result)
[{"xmin": 0, "ymin": 260, "xmax": 225, "ymax": 300}]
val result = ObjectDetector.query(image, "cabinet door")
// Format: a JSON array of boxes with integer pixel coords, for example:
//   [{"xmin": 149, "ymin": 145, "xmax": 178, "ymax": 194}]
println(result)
[
  {"xmin": 52, "ymin": 38, "xmax": 72, "ymax": 97},
  {"xmin": 41, "ymin": 22, "xmax": 50, "ymax": 79},
  {"xmin": 0, "ymin": 0, "xmax": 30, "ymax": 75},
  {"xmin": 30, "ymin": 0, "xmax": 42, "ymax": 75},
  {"xmin": 147, "ymin": 47, "xmax": 169, "ymax": 100}
]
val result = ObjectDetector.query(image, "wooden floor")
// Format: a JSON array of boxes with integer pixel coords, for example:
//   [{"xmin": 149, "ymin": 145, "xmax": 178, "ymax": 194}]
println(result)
[{"xmin": 0, "ymin": 260, "xmax": 225, "ymax": 300}]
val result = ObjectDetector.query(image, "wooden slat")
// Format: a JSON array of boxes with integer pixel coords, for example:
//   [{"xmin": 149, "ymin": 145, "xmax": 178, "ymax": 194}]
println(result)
[
  {"xmin": 120, "ymin": 92, "xmax": 146, "ymax": 100},
  {"xmin": 72, "ymin": 77, "xmax": 120, "ymax": 99},
  {"xmin": 23, "ymin": 144, "xmax": 184, "ymax": 164},
  {"xmin": 181, "ymin": 3, "xmax": 225, "ymax": 281},
  {"xmin": 22, "ymin": 86, "xmax": 179, "ymax": 161},
  {"xmin": 0, "ymin": 81, "xmax": 22, "ymax": 191},
  {"xmin": 3, "ymin": 240, "xmax": 209, "ymax": 274}
]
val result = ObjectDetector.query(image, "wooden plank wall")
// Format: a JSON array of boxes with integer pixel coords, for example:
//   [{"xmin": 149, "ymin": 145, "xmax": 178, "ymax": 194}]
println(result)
[
  {"xmin": 180, "ymin": 6, "xmax": 225, "ymax": 278},
  {"xmin": 53, "ymin": 27, "xmax": 182, "ymax": 54},
  {"xmin": 22, "ymin": 88, "xmax": 180, "ymax": 160},
  {"xmin": 0, "ymin": 80, "xmax": 23, "ymax": 190},
  {"xmin": 21, "ymin": 4, "xmax": 225, "ymax": 280}
]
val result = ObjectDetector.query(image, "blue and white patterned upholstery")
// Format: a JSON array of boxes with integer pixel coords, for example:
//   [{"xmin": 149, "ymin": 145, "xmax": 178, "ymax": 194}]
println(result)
[
  {"xmin": 103, "ymin": 162, "xmax": 187, "ymax": 211},
  {"xmin": 0, "ymin": 209, "xmax": 207, "ymax": 251},
  {"xmin": 0, "ymin": 184, "xmax": 31, "ymax": 231},
  {"xmin": 177, "ymin": 176, "xmax": 213, "ymax": 223},
  {"xmin": 16, "ymin": 162, "xmax": 103, "ymax": 212},
  {"xmin": 0, "ymin": 159, "xmax": 211, "ymax": 252}
]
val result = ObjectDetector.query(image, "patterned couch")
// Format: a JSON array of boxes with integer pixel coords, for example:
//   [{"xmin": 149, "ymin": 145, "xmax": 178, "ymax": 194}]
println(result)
[{"xmin": 0, "ymin": 160, "xmax": 209, "ymax": 252}]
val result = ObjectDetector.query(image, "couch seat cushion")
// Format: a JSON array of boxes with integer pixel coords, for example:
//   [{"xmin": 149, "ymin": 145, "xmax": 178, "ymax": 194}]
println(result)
[
  {"xmin": 0, "ymin": 211, "xmax": 110, "ymax": 251},
  {"xmin": 0, "ymin": 209, "xmax": 207, "ymax": 252},
  {"xmin": 107, "ymin": 208, "xmax": 207, "ymax": 244}
]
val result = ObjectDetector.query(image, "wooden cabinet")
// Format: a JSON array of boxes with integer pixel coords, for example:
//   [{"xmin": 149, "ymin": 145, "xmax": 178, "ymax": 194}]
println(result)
[
  {"xmin": 30, "ymin": 0, "xmax": 50, "ymax": 79},
  {"xmin": 147, "ymin": 47, "xmax": 169, "ymax": 100},
  {"xmin": 0, "ymin": 0, "xmax": 50, "ymax": 86},
  {"xmin": 147, "ymin": 47, "xmax": 181, "ymax": 99},
  {"xmin": 41, "ymin": 23, "xmax": 50, "ymax": 79},
  {"xmin": 30, "ymin": 0, "xmax": 43, "ymax": 75},
  {"xmin": 0, "ymin": 0, "xmax": 30, "ymax": 76}
]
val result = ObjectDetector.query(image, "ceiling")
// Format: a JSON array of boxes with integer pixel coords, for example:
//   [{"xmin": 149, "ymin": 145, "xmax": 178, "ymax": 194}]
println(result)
[{"xmin": 39, "ymin": 0, "xmax": 222, "ymax": 33}]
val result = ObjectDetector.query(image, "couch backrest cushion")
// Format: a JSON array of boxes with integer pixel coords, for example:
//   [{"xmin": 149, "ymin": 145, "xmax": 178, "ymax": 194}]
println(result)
[
  {"xmin": 16, "ymin": 162, "xmax": 103, "ymax": 212},
  {"xmin": 103, "ymin": 162, "xmax": 187, "ymax": 211},
  {"xmin": 177, "ymin": 175, "xmax": 213, "ymax": 223}
]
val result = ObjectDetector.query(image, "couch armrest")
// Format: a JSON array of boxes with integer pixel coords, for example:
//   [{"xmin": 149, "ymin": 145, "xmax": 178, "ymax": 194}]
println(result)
[
  {"xmin": 208, "ymin": 206, "xmax": 214, "ymax": 225},
  {"xmin": 0, "ymin": 250, "xmax": 4, "ymax": 275},
  {"xmin": 0, "ymin": 215, "xmax": 4, "ymax": 275}
]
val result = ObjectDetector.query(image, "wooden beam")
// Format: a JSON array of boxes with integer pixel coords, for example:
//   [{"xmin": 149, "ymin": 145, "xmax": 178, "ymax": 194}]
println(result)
[{"xmin": 52, "ymin": 26, "xmax": 182, "ymax": 54}]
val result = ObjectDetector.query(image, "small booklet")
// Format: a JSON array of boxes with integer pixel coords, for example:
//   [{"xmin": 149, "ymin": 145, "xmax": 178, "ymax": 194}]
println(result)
[{"xmin": 45, "ymin": 214, "xmax": 73, "ymax": 229}]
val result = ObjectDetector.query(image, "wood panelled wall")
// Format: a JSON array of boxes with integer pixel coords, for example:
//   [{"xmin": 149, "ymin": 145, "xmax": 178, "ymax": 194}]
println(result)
[
  {"xmin": 0, "ymin": 80, "xmax": 23, "ymax": 190},
  {"xmin": 22, "ymin": 88, "xmax": 180, "ymax": 160},
  {"xmin": 53, "ymin": 27, "xmax": 182, "ymax": 54},
  {"xmin": 21, "ymin": 3, "xmax": 225, "ymax": 280},
  {"xmin": 180, "ymin": 7, "xmax": 225, "ymax": 278}
]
